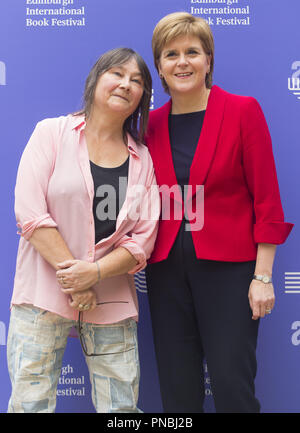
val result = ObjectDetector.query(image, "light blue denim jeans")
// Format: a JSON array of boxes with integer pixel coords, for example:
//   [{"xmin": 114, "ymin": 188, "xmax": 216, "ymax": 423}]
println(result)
[{"xmin": 7, "ymin": 304, "xmax": 141, "ymax": 413}]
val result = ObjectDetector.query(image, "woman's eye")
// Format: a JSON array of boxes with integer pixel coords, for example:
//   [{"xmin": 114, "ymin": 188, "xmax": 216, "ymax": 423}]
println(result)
[
  {"xmin": 166, "ymin": 51, "xmax": 176, "ymax": 57},
  {"xmin": 113, "ymin": 71, "xmax": 122, "ymax": 76},
  {"xmin": 187, "ymin": 50, "xmax": 198, "ymax": 55}
]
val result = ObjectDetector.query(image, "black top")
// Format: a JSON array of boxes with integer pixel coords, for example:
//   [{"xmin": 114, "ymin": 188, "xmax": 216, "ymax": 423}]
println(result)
[
  {"xmin": 168, "ymin": 110, "xmax": 206, "ymax": 192},
  {"xmin": 90, "ymin": 157, "xmax": 129, "ymax": 244}
]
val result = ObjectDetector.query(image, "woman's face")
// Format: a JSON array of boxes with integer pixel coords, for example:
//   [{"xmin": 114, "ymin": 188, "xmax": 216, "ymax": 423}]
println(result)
[
  {"xmin": 158, "ymin": 34, "xmax": 211, "ymax": 97},
  {"xmin": 92, "ymin": 58, "xmax": 144, "ymax": 117}
]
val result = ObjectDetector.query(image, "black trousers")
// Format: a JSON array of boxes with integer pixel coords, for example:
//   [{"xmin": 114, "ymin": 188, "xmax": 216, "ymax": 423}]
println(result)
[{"xmin": 146, "ymin": 222, "xmax": 260, "ymax": 413}]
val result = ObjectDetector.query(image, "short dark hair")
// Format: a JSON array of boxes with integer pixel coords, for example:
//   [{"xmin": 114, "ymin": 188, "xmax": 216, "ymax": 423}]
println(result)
[{"xmin": 76, "ymin": 47, "xmax": 152, "ymax": 143}]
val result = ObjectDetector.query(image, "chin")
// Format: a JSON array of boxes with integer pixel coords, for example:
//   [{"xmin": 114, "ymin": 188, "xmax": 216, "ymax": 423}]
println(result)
[
  {"xmin": 173, "ymin": 85, "xmax": 198, "ymax": 95},
  {"xmin": 172, "ymin": 81, "xmax": 204, "ymax": 94},
  {"xmin": 109, "ymin": 102, "xmax": 130, "ymax": 112}
]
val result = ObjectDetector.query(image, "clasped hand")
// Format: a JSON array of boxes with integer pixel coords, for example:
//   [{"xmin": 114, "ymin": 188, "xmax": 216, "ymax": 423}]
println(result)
[{"xmin": 56, "ymin": 259, "xmax": 99, "ymax": 311}]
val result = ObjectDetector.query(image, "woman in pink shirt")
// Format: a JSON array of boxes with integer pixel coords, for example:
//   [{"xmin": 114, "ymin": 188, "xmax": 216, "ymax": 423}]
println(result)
[{"xmin": 7, "ymin": 47, "xmax": 160, "ymax": 413}]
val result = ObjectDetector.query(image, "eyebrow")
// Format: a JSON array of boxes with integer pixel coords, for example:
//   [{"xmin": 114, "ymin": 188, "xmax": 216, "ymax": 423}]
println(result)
[
  {"xmin": 164, "ymin": 46, "xmax": 202, "ymax": 53},
  {"xmin": 187, "ymin": 46, "xmax": 202, "ymax": 50},
  {"xmin": 112, "ymin": 65, "xmax": 143, "ymax": 76}
]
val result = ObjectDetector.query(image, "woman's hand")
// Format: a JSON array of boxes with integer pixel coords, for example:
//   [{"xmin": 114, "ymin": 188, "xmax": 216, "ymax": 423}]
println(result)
[
  {"xmin": 56, "ymin": 259, "xmax": 98, "ymax": 294},
  {"xmin": 69, "ymin": 289, "xmax": 97, "ymax": 312},
  {"xmin": 248, "ymin": 280, "xmax": 275, "ymax": 320}
]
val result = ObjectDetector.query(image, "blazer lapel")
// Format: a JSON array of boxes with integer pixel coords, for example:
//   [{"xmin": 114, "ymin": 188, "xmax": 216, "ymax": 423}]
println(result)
[
  {"xmin": 187, "ymin": 85, "xmax": 227, "ymax": 201},
  {"xmin": 151, "ymin": 99, "xmax": 182, "ymax": 204}
]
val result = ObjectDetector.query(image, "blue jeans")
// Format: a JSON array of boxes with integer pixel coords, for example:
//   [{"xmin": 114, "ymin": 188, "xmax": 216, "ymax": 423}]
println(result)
[{"xmin": 7, "ymin": 304, "xmax": 141, "ymax": 413}]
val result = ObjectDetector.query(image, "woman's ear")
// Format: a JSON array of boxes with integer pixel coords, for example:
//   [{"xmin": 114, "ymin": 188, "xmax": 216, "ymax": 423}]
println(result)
[
  {"xmin": 206, "ymin": 54, "xmax": 212, "ymax": 73},
  {"xmin": 157, "ymin": 62, "xmax": 163, "ymax": 79}
]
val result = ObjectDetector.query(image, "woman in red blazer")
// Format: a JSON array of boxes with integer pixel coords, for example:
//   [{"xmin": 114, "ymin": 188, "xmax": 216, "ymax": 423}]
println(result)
[{"xmin": 145, "ymin": 12, "xmax": 293, "ymax": 413}]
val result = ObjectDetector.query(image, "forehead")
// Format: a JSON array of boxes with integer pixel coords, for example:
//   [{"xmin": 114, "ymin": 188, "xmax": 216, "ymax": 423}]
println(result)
[
  {"xmin": 162, "ymin": 34, "xmax": 204, "ymax": 51},
  {"xmin": 110, "ymin": 57, "xmax": 142, "ymax": 74}
]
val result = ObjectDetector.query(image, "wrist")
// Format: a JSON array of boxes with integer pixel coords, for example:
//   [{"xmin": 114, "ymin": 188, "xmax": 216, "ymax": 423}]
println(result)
[
  {"xmin": 253, "ymin": 274, "xmax": 272, "ymax": 284},
  {"xmin": 88, "ymin": 261, "xmax": 99, "ymax": 285}
]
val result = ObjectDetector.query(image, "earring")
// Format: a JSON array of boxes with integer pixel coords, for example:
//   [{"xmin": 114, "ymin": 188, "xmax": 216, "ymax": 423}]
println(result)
[{"xmin": 159, "ymin": 73, "xmax": 164, "ymax": 79}]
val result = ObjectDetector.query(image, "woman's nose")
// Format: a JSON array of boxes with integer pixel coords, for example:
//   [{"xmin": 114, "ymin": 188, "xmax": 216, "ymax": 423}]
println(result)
[
  {"xmin": 119, "ymin": 77, "xmax": 130, "ymax": 91},
  {"xmin": 177, "ymin": 54, "xmax": 188, "ymax": 66}
]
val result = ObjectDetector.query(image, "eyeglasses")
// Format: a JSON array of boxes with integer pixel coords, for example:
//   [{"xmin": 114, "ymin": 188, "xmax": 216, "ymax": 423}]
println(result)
[{"xmin": 77, "ymin": 301, "xmax": 135, "ymax": 357}]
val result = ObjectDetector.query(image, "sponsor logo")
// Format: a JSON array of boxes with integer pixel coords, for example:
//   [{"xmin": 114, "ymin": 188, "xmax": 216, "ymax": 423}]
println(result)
[
  {"xmin": 288, "ymin": 61, "xmax": 300, "ymax": 100},
  {"xmin": 291, "ymin": 321, "xmax": 300, "ymax": 346},
  {"xmin": 0, "ymin": 321, "xmax": 6, "ymax": 346},
  {"xmin": 284, "ymin": 272, "xmax": 300, "ymax": 294},
  {"xmin": 134, "ymin": 270, "xmax": 147, "ymax": 294},
  {"xmin": 150, "ymin": 88, "xmax": 154, "ymax": 110},
  {"xmin": 0, "ymin": 61, "xmax": 6, "ymax": 86}
]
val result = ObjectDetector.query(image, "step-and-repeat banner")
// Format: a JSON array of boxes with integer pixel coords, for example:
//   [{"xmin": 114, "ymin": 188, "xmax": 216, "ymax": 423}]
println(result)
[{"xmin": 0, "ymin": 0, "xmax": 299, "ymax": 413}]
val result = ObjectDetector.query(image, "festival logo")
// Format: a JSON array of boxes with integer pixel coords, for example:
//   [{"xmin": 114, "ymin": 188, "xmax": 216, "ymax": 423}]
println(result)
[
  {"xmin": 57, "ymin": 364, "xmax": 86, "ymax": 398},
  {"xmin": 288, "ymin": 61, "xmax": 300, "ymax": 100}
]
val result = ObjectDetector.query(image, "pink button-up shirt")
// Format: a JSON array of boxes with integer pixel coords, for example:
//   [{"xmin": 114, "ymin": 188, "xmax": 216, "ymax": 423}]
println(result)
[{"xmin": 12, "ymin": 114, "xmax": 160, "ymax": 324}]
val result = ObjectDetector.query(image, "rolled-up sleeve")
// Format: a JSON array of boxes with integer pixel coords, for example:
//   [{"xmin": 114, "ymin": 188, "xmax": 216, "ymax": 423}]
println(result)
[
  {"xmin": 241, "ymin": 97, "xmax": 293, "ymax": 244},
  {"xmin": 114, "ymin": 159, "xmax": 160, "ymax": 274},
  {"xmin": 15, "ymin": 120, "xmax": 58, "ymax": 240}
]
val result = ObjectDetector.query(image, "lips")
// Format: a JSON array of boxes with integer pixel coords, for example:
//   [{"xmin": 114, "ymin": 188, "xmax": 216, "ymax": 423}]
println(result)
[{"xmin": 112, "ymin": 94, "xmax": 129, "ymax": 102}]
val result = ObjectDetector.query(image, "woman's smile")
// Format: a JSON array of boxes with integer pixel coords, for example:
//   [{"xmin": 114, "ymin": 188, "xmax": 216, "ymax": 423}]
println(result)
[{"xmin": 174, "ymin": 72, "xmax": 193, "ymax": 79}]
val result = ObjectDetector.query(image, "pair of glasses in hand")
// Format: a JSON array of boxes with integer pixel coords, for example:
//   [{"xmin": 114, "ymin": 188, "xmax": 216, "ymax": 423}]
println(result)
[{"xmin": 77, "ymin": 301, "xmax": 135, "ymax": 357}]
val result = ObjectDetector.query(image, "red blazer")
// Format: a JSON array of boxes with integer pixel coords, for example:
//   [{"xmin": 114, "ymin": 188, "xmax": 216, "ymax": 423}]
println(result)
[{"xmin": 146, "ymin": 85, "xmax": 293, "ymax": 264}]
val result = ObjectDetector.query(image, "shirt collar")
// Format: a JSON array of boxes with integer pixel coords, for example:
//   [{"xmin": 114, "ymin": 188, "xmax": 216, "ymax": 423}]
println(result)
[
  {"xmin": 126, "ymin": 133, "xmax": 139, "ymax": 158},
  {"xmin": 70, "ymin": 114, "xmax": 140, "ymax": 159},
  {"xmin": 71, "ymin": 114, "xmax": 86, "ymax": 132}
]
